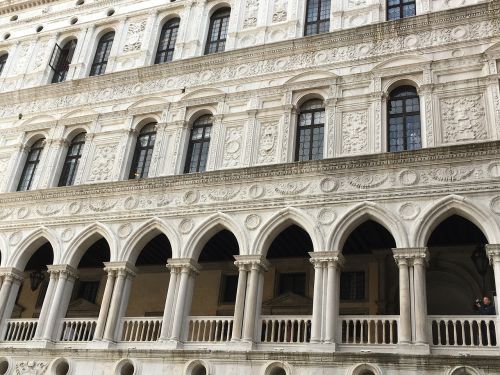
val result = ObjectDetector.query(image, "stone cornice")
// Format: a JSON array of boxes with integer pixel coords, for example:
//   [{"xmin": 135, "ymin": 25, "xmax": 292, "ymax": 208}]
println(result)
[{"xmin": 0, "ymin": 2, "xmax": 499, "ymax": 115}]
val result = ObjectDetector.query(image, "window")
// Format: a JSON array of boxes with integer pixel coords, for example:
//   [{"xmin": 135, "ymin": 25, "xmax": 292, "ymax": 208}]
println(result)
[
  {"xmin": 75, "ymin": 280, "xmax": 100, "ymax": 303},
  {"xmin": 0, "ymin": 53, "xmax": 7, "ymax": 76},
  {"xmin": 340, "ymin": 271, "xmax": 365, "ymax": 300},
  {"xmin": 155, "ymin": 18, "xmax": 180, "ymax": 64},
  {"xmin": 387, "ymin": 0, "xmax": 416, "ymax": 20},
  {"xmin": 205, "ymin": 8, "xmax": 230, "ymax": 55},
  {"xmin": 304, "ymin": 0, "xmax": 331, "ymax": 36},
  {"xmin": 184, "ymin": 115, "xmax": 212, "ymax": 173},
  {"xmin": 17, "ymin": 138, "xmax": 45, "ymax": 191},
  {"xmin": 387, "ymin": 85, "xmax": 421, "ymax": 152},
  {"xmin": 220, "ymin": 274, "xmax": 238, "ymax": 303},
  {"xmin": 278, "ymin": 272, "xmax": 306, "ymax": 296},
  {"xmin": 58, "ymin": 132, "xmax": 85, "ymax": 187},
  {"xmin": 49, "ymin": 39, "xmax": 77, "ymax": 83},
  {"xmin": 129, "ymin": 123, "xmax": 157, "ymax": 179},
  {"xmin": 296, "ymin": 99, "xmax": 325, "ymax": 161},
  {"xmin": 90, "ymin": 31, "xmax": 114, "ymax": 76}
]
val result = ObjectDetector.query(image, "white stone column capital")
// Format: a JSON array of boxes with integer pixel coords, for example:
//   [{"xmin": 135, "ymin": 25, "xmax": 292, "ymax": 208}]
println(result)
[
  {"xmin": 47, "ymin": 264, "xmax": 78, "ymax": 280},
  {"xmin": 392, "ymin": 247, "xmax": 429, "ymax": 266},
  {"xmin": 486, "ymin": 244, "xmax": 500, "ymax": 264},
  {"xmin": 103, "ymin": 261, "xmax": 137, "ymax": 278},
  {"xmin": 0, "ymin": 267, "xmax": 23, "ymax": 283},
  {"xmin": 234, "ymin": 255, "xmax": 269, "ymax": 272},
  {"xmin": 167, "ymin": 258, "xmax": 200, "ymax": 275},
  {"xmin": 309, "ymin": 251, "xmax": 345, "ymax": 268}
]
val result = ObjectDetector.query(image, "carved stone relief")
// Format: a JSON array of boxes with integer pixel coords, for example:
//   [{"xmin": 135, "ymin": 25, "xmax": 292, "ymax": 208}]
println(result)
[
  {"xmin": 15, "ymin": 361, "xmax": 48, "ymax": 375},
  {"xmin": 272, "ymin": 0, "xmax": 288, "ymax": 23},
  {"xmin": 88, "ymin": 144, "xmax": 118, "ymax": 182},
  {"xmin": 342, "ymin": 110, "xmax": 368, "ymax": 155},
  {"xmin": 14, "ymin": 43, "xmax": 31, "ymax": 75},
  {"xmin": 257, "ymin": 122, "xmax": 278, "ymax": 164},
  {"xmin": 123, "ymin": 19, "xmax": 147, "ymax": 53},
  {"xmin": 243, "ymin": 0, "xmax": 259, "ymax": 28},
  {"xmin": 222, "ymin": 127, "xmax": 243, "ymax": 168},
  {"xmin": 440, "ymin": 95, "xmax": 487, "ymax": 143}
]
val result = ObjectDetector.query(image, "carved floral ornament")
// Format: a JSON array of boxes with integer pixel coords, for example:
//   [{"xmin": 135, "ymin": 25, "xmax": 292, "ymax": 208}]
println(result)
[{"xmin": 1, "ymin": 14, "xmax": 498, "ymax": 117}]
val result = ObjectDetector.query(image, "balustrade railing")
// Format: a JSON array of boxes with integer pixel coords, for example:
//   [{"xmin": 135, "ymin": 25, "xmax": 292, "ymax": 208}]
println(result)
[
  {"xmin": 340, "ymin": 316, "xmax": 399, "ymax": 345},
  {"xmin": 186, "ymin": 316, "xmax": 233, "ymax": 342},
  {"xmin": 59, "ymin": 318, "xmax": 97, "ymax": 342},
  {"xmin": 3, "ymin": 319, "xmax": 37, "ymax": 341},
  {"xmin": 120, "ymin": 317, "xmax": 162, "ymax": 342},
  {"xmin": 260, "ymin": 315, "xmax": 311, "ymax": 343},
  {"xmin": 429, "ymin": 316, "xmax": 498, "ymax": 347}
]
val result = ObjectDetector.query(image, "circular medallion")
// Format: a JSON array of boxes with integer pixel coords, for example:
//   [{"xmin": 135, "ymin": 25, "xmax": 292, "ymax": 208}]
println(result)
[
  {"xmin": 318, "ymin": 208, "xmax": 336, "ymax": 225},
  {"xmin": 179, "ymin": 219, "xmax": 194, "ymax": 234},
  {"xmin": 399, "ymin": 170, "xmax": 419, "ymax": 186},
  {"xmin": 17, "ymin": 207, "xmax": 29, "ymax": 219},
  {"xmin": 490, "ymin": 196, "xmax": 500, "ymax": 215},
  {"xmin": 124, "ymin": 196, "xmax": 138, "ymax": 210},
  {"xmin": 399, "ymin": 202, "xmax": 420, "ymax": 220},
  {"xmin": 68, "ymin": 201, "xmax": 82, "ymax": 215},
  {"xmin": 245, "ymin": 214, "xmax": 261, "ymax": 230},
  {"xmin": 61, "ymin": 228, "xmax": 74, "ymax": 242},
  {"xmin": 183, "ymin": 191, "xmax": 199, "ymax": 205},
  {"xmin": 248, "ymin": 185, "xmax": 265, "ymax": 199},
  {"xmin": 320, "ymin": 177, "xmax": 339, "ymax": 193},
  {"xmin": 117, "ymin": 223, "xmax": 133, "ymax": 239},
  {"xmin": 488, "ymin": 162, "xmax": 500, "ymax": 178},
  {"xmin": 404, "ymin": 35, "xmax": 419, "ymax": 49}
]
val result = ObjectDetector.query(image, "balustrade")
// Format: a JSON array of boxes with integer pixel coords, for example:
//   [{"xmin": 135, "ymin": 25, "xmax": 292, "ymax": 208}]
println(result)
[
  {"xmin": 59, "ymin": 318, "xmax": 97, "ymax": 342},
  {"xmin": 3, "ymin": 319, "xmax": 37, "ymax": 341},
  {"xmin": 340, "ymin": 316, "xmax": 399, "ymax": 345},
  {"xmin": 260, "ymin": 315, "xmax": 311, "ymax": 343},
  {"xmin": 186, "ymin": 316, "xmax": 233, "ymax": 342},
  {"xmin": 429, "ymin": 316, "xmax": 498, "ymax": 347},
  {"xmin": 120, "ymin": 317, "xmax": 162, "ymax": 342}
]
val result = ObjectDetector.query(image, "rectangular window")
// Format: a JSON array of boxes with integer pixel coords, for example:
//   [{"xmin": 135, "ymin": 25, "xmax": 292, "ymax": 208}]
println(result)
[
  {"xmin": 278, "ymin": 272, "xmax": 306, "ymax": 296},
  {"xmin": 76, "ymin": 280, "xmax": 100, "ymax": 304},
  {"xmin": 340, "ymin": 271, "xmax": 365, "ymax": 300},
  {"xmin": 220, "ymin": 274, "xmax": 238, "ymax": 303}
]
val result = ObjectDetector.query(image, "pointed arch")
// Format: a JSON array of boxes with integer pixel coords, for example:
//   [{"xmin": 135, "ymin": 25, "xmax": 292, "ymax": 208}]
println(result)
[
  {"xmin": 447, "ymin": 366, "xmax": 482, "ymax": 375},
  {"xmin": 412, "ymin": 195, "xmax": 497, "ymax": 247},
  {"xmin": 347, "ymin": 363, "xmax": 383, "ymax": 375},
  {"xmin": 64, "ymin": 222, "xmax": 116, "ymax": 268},
  {"xmin": 183, "ymin": 212, "xmax": 247, "ymax": 260},
  {"xmin": 122, "ymin": 218, "xmax": 180, "ymax": 264},
  {"xmin": 328, "ymin": 201, "xmax": 407, "ymax": 251},
  {"xmin": 10, "ymin": 227, "xmax": 59, "ymax": 270},
  {"xmin": 253, "ymin": 207, "xmax": 323, "ymax": 257}
]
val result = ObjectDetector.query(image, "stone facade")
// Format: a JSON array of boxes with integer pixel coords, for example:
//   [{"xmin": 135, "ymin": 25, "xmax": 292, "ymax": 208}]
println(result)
[{"xmin": 0, "ymin": 0, "xmax": 499, "ymax": 374}]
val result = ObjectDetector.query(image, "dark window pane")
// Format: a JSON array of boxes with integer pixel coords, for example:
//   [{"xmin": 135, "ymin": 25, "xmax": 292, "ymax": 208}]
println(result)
[
  {"xmin": 50, "ymin": 39, "xmax": 77, "ymax": 83},
  {"xmin": 58, "ymin": 132, "xmax": 85, "ymax": 186},
  {"xmin": 220, "ymin": 274, "xmax": 238, "ymax": 303},
  {"xmin": 295, "ymin": 99, "xmax": 325, "ymax": 161},
  {"xmin": 129, "ymin": 123, "xmax": 157, "ymax": 179},
  {"xmin": 387, "ymin": 86, "xmax": 421, "ymax": 152},
  {"xmin": 0, "ymin": 53, "xmax": 7, "ymax": 76},
  {"xmin": 17, "ymin": 139, "xmax": 45, "ymax": 191},
  {"xmin": 90, "ymin": 31, "xmax": 114, "ymax": 76},
  {"xmin": 184, "ymin": 115, "xmax": 212, "ymax": 173},
  {"xmin": 387, "ymin": 0, "xmax": 415, "ymax": 20},
  {"xmin": 279, "ymin": 273, "xmax": 307, "ymax": 296},
  {"xmin": 155, "ymin": 18, "xmax": 180, "ymax": 64},
  {"xmin": 340, "ymin": 271, "xmax": 365, "ymax": 300},
  {"xmin": 304, "ymin": 0, "xmax": 331, "ymax": 36},
  {"xmin": 205, "ymin": 8, "xmax": 230, "ymax": 54}
]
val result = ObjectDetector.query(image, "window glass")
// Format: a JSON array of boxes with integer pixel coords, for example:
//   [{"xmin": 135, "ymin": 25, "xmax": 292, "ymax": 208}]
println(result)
[
  {"xmin": 296, "ymin": 99, "xmax": 325, "ymax": 161},
  {"xmin": 388, "ymin": 86, "xmax": 421, "ymax": 152},
  {"xmin": 155, "ymin": 18, "xmax": 180, "ymax": 64},
  {"xmin": 90, "ymin": 31, "xmax": 114, "ymax": 76},
  {"xmin": 205, "ymin": 8, "xmax": 230, "ymax": 55}
]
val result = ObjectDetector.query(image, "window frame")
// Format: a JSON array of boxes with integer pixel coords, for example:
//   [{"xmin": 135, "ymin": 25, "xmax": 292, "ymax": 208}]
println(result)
[
  {"xmin": 58, "ymin": 132, "xmax": 86, "ymax": 187},
  {"xmin": 89, "ymin": 31, "xmax": 115, "ymax": 77},
  {"xmin": 129, "ymin": 123, "xmax": 157, "ymax": 180},
  {"xmin": 295, "ymin": 99, "xmax": 325, "ymax": 162},
  {"xmin": 154, "ymin": 18, "xmax": 180, "ymax": 64},
  {"xmin": 17, "ymin": 139, "xmax": 45, "ymax": 192},
  {"xmin": 386, "ymin": 0, "xmax": 416, "ymax": 21},
  {"xmin": 50, "ymin": 39, "xmax": 77, "ymax": 83},
  {"xmin": 184, "ymin": 115, "xmax": 213, "ymax": 174},
  {"xmin": 204, "ymin": 8, "xmax": 231, "ymax": 55},
  {"xmin": 387, "ymin": 85, "xmax": 421, "ymax": 152},
  {"xmin": 304, "ymin": 0, "xmax": 331, "ymax": 36},
  {"xmin": 0, "ymin": 53, "xmax": 8, "ymax": 76}
]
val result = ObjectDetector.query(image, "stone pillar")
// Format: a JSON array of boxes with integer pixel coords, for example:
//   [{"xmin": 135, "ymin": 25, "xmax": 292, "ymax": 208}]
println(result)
[
  {"xmin": 102, "ymin": 262, "xmax": 136, "ymax": 342},
  {"xmin": 239, "ymin": 255, "xmax": 268, "ymax": 343},
  {"xmin": 309, "ymin": 256, "xmax": 325, "ymax": 343},
  {"xmin": 412, "ymin": 249, "xmax": 429, "ymax": 345},
  {"xmin": 159, "ymin": 266, "xmax": 180, "ymax": 341},
  {"xmin": 93, "ymin": 266, "xmax": 116, "ymax": 341},
  {"xmin": 33, "ymin": 269, "xmax": 57, "ymax": 340},
  {"xmin": 167, "ymin": 259, "xmax": 199, "ymax": 343},
  {"xmin": 41, "ymin": 265, "xmax": 78, "ymax": 341},
  {"xmin": 231, "ymin": 261, "xmax": 249, "ymax": 341},
  {"xmin": 0, "ymin": 268, "xmax": 23, "ymax": 335},
  {"xmin": 486, "ymin": 245, "xmax": 500, "ymax": 316},
  {"xmin": 393, "ymin": 249, "xmax": 411, "ymax": 345}
]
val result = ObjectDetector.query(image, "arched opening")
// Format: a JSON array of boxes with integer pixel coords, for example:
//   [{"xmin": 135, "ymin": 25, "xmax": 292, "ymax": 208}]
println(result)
[
  {"xmin": 155, "ymin": 18, "xmax": 180, "ymax": 64},
  {"xmin": 191, "ymin": 363, "xmax": 206, "ymax": 375},
  {"xmin": 58, "ymin": 132, "xmax": 86, "ymax": 187},
  {"xmin": 0, "ymin": 359, "xmax": 8, "ymax": 375},
  {"xmin": 295, "ymin": 99, "xmax": 325, "ymax": 162},
  {"xmin": 120, "ymin": 233, "xmax": 172, "ymax": 341},
  {"xmin": 54, "ymin": 359, "xmax": 69, "ymax": 375},
  {"xmin": 187, "ymin": 229, "xmax": 239, "ymax": 341},
  {"xmin": 387, "ymin": 85, "xmax": 421, "ymax": 152},
  {"xmin": 120, "ymin": 362, "xmax": 134, "ymax": 375},
  {"xmin": 340, "ymin": 220, "xmax": 399, "ymax": 344},
  {"xmin": 50, "ymin": 38, "xmax": 77, "ymax": 83},
  {"xmin": 261, "ymin": 225, "xmax": 313, "ymax": 343},
  {"xmin": 205, "ymin": 7, "xmax": 231, "ymax": 55},
  {"xmin": 60, "ymin": 237, "xmax": 110, "ymax": 342},
  {"xmin": 270, "ymin": 367, "xmax": 286, "ymax": 375},
  {"xmin": 427, "ymin": 215, "xmax": 492, "ymax": 315},
  {"xmin": 129, "ymin": 122, "xmax": 157, "ymax": 180}
]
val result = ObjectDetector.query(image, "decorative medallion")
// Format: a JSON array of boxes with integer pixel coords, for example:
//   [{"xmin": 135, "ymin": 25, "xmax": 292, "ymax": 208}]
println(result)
[
  {"xmin": 428, "ymin": 167, "xmax": 474, "ymax": 182},
  {"xmin": 183, "ymin": 191, "xmax": 199, "ymax": 205},
  {"xmin": 317, "ymin": 208, "xmax": 336, "ymax": 225},
  {"xmin": 8, "ymin": 231, "xmax": 22, "ymax": 246},
  {"xmin": 90, "ymin": 199, "xmax": 117, "ymax": 212},
  {"xmin": 348, "ymin": 174, "xmax": 388, "ymax": 189},
  {"xmin": 248, "ymin": 184, "xmax": 265, "ymax": 199},
  {"xmin": 124, "ymin": 196, "xmax": 139, "ymax": 210},
  {"xmin": 61, "ymin": 228, "xmax": 74, "ymax": 242},
  {"xmin": 156, "ymin": 194, "xmax": 170, "ymax": 207},
  {"xmin": 490, "ymin": 196, "xmax": 500, "ymax": 215},
  {"xmin": 399, "ymin": 203, "xmax": 420, "ymax": 220},
  {"xmin": 36, "ymin": 204, "xmax": 62, "ymax": 216},
  {"xmin": 488, "ymin": 162, "xmax": 500, "ymax": 178},
  {"xmin": 275, "ymin": 182, "xmax": 310, "ymax": 196},
  {"xmin": 17, "ymin": 207, "xmax": 29, "ymax": 219},
  {"xmin": 67, "ymin": 201, "xmax": 82, "ymax": 215},
  {"xmin": 179, "ymin": 219, "xmax": 194, "ymax": 234},
  {"xmin": 245, "ymin": 214, "xmax": 261, "ymax": 230},
  {"xmin": 117, "ymin": 223, "xmax": 133, "ymax": 239},
  {"xmin": 208, "ymin": 188, "xmax": 240, "ymax": 201},
  {"xmin": 399, "ymin": 169, "xmax": 419, "ymax": 186},
  {"xmin": 320, "ymin": 177, "xmax": 339, "ymax": 193}
]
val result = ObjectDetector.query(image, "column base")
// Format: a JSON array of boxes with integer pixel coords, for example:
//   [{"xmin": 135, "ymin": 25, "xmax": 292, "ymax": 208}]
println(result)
[
  {"xmin": 158, "ymin": 339, "xmax": 184, "ymax": 349},
  {"xmin": 87, "ymin": 340, "xmax": 117, "ymax": 349},
  {"xmin": 313, "ymin": 342, "xmax": 337, "ymax": 352},
  {"xmin": 227, "ymin": 340, "xmax": 255, "ymax": 351},
  {"xmin": 29, "ymin": 339, "xmax": 55, "ymax": 349}
]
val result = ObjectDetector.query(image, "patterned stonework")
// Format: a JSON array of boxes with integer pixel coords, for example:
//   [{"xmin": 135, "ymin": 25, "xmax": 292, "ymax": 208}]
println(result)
[
  {"xmin": 88, "ymin": 144, "xmax": 118, "ymax": 182},
  {"xmin": 243, "ymin": 0, "xmax": 259, "ymax": 28},
  {"xmin": 123, "ymin": 19, "xmax": 147, "ymax": 53},
  {"xmin": 440, "ymin": 94, "xmax": 487, "ymax": 143},
  {"xmin": 342, "ymin": 110, "xmax": 368, "ymax": 155}
]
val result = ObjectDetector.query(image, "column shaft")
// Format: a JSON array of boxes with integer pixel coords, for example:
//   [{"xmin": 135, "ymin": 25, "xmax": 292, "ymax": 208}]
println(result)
[
  {"xmin": 324, "ymin": 261, "xmax": 339, "ymax": 343},
  {"xmin": 34, "ymin": 271, "xmax": 57, "ymax": 339},
  {"xmin": 160, "ymin": 268, "xmax": 179, "ymax": 340},
  {"xmin": 310, "ymin": 262, "xmax": 324, "ymax": 343},
  {"xmin": 42, "ymin": 273, "xmax": 68, "ymax": 340},
  {"xmin": 170, "ymin": 268, "xmax": 191, "ymax": 341},
  {"xmin": 242, "ymin": 265, "xmax": 260, "ymax": 341},
  {"xmin": 0, "ymin": 277, "xmax": 13, "ymax": 323},
  {"xmin": 413, "ymin": 260, "xmax": 428, "ymax": 344},
  {"xmin": 103, "ymin": 271, "xmax": 126, "ymax": 341},
  {"xmin": 398, "ymin": 260, "xmax": 411, "ymax": 344},
  {"xmin": 94, "ymin": 270, "xmax": 116, "ymax": 340},
  {"xmin": 231, "ymin": 265, "xmax": 248, "ymax": 341}
]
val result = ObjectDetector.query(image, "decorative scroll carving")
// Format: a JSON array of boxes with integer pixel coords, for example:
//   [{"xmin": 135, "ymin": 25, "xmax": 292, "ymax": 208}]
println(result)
[
  {"xmin": 222, "ymin": 127, "xmax": 243, "ymax": 168},
  {"xmin": 123, "ymin": 19, "xmax": 147, "ymax": 52},
  {"xmin": 243, "ymin": 0, "xmax": 259, "ymax": 28},
  {"xmin": 342, "ymin": 110, "xmax": 368, "ymax": 155},
  {"xmin": 272, "ymin": 0, "xmax": 287, "ymax": 22},
  {"xmin": 440, "ymin": 95, "xmax": 487, "ymax": 143},
  {"xmin": 88, "ymin": 144, "xmax": 118, "ymax": 182},
  {"xmin": 257, "ymin": 122, "xmax": 278, "ymax": 164}
]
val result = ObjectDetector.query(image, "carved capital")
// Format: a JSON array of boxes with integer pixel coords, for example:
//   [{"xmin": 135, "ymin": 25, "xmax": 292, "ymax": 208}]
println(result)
[
  {"xmin": 309, "ymin": 251, "xmax": 345, "ymax": 267},
  {"xmin": 167, "ymin": 258, "xmax": 200, "ymax": 275},
  {"xmin": 0, "ymin": 267, "xmax": 24, "ymax": 282},
  {"xmin": 47, "ymin": 264, "xmax": 78, "ymax": 280},
  {"xmin": 233, "ymin": 254, "xmax": 269, "ymax": 272},
  {"xmin": 103, "ymin": 261, "xmax": 137, "ymax": 278},
  {"xmin": 486, "ymin": 244, "xmax": 500, "ymax": 264},
  {"xmin": 392, "ymin": 247, "xmax": 429, "ymax": 266}
]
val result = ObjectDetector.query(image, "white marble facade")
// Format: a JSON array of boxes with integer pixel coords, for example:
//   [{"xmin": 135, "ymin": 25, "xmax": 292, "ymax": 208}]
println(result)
[{"xmin": 0, "ymin": 0, "xmax": 499, "ymax": 374}]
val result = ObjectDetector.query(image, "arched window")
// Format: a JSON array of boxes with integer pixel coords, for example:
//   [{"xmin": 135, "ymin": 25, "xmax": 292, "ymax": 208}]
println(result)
[
  {"xmin": 205, "ymin": 8, "xmax": 230, "ymax": 55},
  {"xmin": 387, "ymin": 0, "xmax": 416, "ymax": 20},
  {"xmin": 50, "ymin": 39, "xmax": 77, "ymax": 83},
  {"xmin": 129, "ymin": 123, "xmax": 157, "ymax": 179},
  {"xmin": 296, "ymin": 99, "xmax": 325, "ymax": 161},
  {"xmin": 184, "ymin": 115, "xmax": 212, "ymax": 173},
  {"xmin": 17, "ymin": 138, "xmax": 45, "ymax": 191},
  {"xmin": 58, "ymin": 132, "xmax": 86, "ymax": 187},
  {"xmin": 155, "ymin": 18, "xmax": 180, "ymax": 64},
  {"xmin": 304, "ymin": 0, "xmax": 331, "ymax": 36},
  {"xmin": 0, "ymin": 53, "xmax": 8, "ymax": 76},
  {"xmin": 387, "ymin": 85, "xmax": 421, "ymax": 152},
  {"xmin": 90, "ymin": 31, "xmax": 115, "ymax": 76}
]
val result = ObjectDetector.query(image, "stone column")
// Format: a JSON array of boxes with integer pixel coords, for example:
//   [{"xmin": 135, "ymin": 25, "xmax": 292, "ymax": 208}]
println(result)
[
  {"xmin": 412, "ymin": 248, "xmax": 429, "ymax": 345},
  {"xmin": 240, "ymin": 255, "xmax": 268, "ymax": 343},
  {"xmin": 159, "ymin": 265, "xmax": 180, "ymax": 341},
  {"xmin": 42, "ymin": 265, "xmax": 78, "ymax": 341},
  {"xmin": 102, "ymin": 262, "xmax": 136, "ymax": 342},
  {"xmin": 94, "ymin": 266, "xmax": 117, "ymax": 341},
  {"xmin": 168, "ymin": 259, "xmax": 199, "ymax": 343},
  {"xmin": 0, "ymin": 268, "xmax": 23, "ymax": 335},
  {"xmin": 486, "ymin": 245, "xmax": 500, "ymax": 316},
  {"xmin": 393, "ymin": 249, "xmax": 411, "ymax": 345},
  {"xmin": 231, "ymin": 261, "xmax": 249, "ymax": 341},
  {"xmin": 33, "ymin": 269, "xmax": 58, "ymax": 340},
  {"xmin": 324, "ymin": 253, "xmax": 343, "ymax": 344},
  {"xmin": 309, "ymin": 256, "xmax": 325, "ymax": 343}
]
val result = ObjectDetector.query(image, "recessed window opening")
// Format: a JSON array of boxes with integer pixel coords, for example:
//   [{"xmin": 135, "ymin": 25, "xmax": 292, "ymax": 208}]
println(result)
[
  {"xmin": 17, "ymin": 138, "xmax": 45, "ymax": 191},
  {"xmin": 129, "ymin": 123, "xmax": 157, "ymax": 180},
  {"xmin": 191, "ymin": 364, "xmax": 206, "ymax": 375},
  {"xmin": 106, "ymin": 8, "xmax": 115, "ymax": 17},
  {"xmin": 120, "ymin": 362, "xmax": 134, "ymax": 375},
  {"xmin": 50, "ymin": 39, "xmax": 78, "ymax": 83},
  {"xmin": 55, "ymin": 360, "xmax": 69, "ymax": 375},
  {"xmin": 205, "ymin": 8, "xmax": 230, "ymax": 55},
  {"xmin": 0, "ymin": 360, "xmax": 8, "ymax": 375},
  {"xmin": 90, "ymin": 31, "xmax": 114, "ymax": 76},
  {"xmin": 155, "ymin": 18, "xmax": 180, "ymax": 64},
  {"xmin": 270, "ymin": 368, "xmax": 286, "ymax": 375}
]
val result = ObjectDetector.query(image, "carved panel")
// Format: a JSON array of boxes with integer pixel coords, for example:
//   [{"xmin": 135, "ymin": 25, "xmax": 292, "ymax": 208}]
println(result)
[
  {"xmin": 341, "ymin": 110, "xmax": 368, "ymax": 155},
  {"xmin": 257, "ymin": 122, "xmax": 278, "ymax": 164},
  {"xmin": 243, "ymin": 0, "xmax": 259, "ymax": 28},
  {"xmin": 88, "ymin": 144, "xmax": 118, "ymax": 182},
  {"xmin": 272, "ymin": 0, "xmax": 288, "ymax": 23},
  {"xmin": 440, "ymin": 94, "xmax": 487, "ymax": 143},
  {"xmin": 222, "ymin": 127, "xmax": 243, "ymax": 168},
  {"xmin": 123, "ymin": 19, "xmax": 147, "ymax": 53}
]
